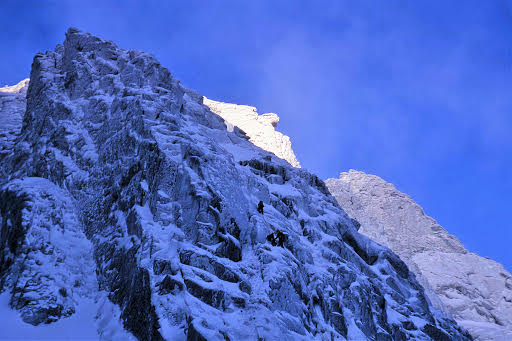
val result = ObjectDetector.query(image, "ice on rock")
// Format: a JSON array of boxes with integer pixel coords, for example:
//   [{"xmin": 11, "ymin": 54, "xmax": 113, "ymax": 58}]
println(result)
[
  {"xmin": 326, "ymin": 169, "xmax": 512, "ymax": 340},
  {"xmin": 0, "ymin": 79, "xmax": 29, "ymax": 158},
  {"xmin": 0, "ymin": 29, "xmax": 471, "ymax": 340}
]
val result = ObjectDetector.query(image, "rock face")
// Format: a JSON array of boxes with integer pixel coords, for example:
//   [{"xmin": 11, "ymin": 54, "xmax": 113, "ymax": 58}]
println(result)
[
  {"xmin": 0, "ymin": 29, "xmax": 471, "ymax": 340},
  {"xmin": 326, "ymin": 170, "xmax": 512, "ymax": 341},
  {"xmin": 0, "ymin": 79, "xmax": 29, "ymax": 158},
  {"xmin": 203, "ymin": 97, "xmax": 301, "ymax": 168},
  {"xmin": 0, "ymin": 177, "xmax": 97, "ymax": 325}
]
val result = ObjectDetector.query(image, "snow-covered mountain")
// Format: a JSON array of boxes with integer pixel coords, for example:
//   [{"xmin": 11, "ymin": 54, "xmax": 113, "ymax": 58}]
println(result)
[
  {"xmin": 326, "ymin": 170, "xmax": 512, "ymax": 341},
  {"xmin": 0, "ymin": 29, "xmax": 472, "ymax": 340}
]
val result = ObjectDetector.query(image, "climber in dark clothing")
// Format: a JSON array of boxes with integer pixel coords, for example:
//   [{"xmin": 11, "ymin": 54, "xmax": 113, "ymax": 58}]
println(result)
[
  {"xmin": 266, "ymin": 229, "xmax": 288, "ymax": 247},
  {"xmin": 257, "ymin": 201, "xmax": 264, "ymax": 214},
  {"xmin": 180, "ymin": 103, "xmax": 184, "ymax": 113},
  {"xmin": 275, "ymin": 230, "xmax": 287, "ymax": 247}
]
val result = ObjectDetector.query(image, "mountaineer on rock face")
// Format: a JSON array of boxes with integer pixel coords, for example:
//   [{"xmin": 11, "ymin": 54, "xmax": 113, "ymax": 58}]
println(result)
[
  {"xmin": 266, "ymin": 229, "xmax": 288, "ymax": 247},
  {"xmin": 257, "ymin": 200, "xmax": 264, "ymax": 214}
]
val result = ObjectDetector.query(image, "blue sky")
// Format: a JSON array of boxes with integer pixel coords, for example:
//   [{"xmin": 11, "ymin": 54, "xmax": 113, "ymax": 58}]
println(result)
[{"xmin": 1, "ymin": 1, "xmax": 511, "ymax": 271}]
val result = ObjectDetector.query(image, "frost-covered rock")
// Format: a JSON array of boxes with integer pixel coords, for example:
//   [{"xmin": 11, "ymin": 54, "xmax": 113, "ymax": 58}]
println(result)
[
  {"xmin": 326, "ymin": 169, "xmax": 512, "ymax": 340},
  {"xmin": 0, "ymin": 177, "xmax": 97, "ymax": 325},
  {"xmin": 0, "ymin": 79, "xmax": 29, "ymax": 158},
  {"xmin": 203, "ymin": 97, "xmax": 301, "ymax": 168},
  {"xmin": 0, "ymin": 29, "xmax": 471, "ymax": 340}
]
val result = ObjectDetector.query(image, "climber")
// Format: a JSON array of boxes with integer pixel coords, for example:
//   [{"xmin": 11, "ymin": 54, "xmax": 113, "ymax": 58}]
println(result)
[
  {"xmin": 275, "ymin": 229, "xmax": 288, "ymax": 247},
  {"xmin": 266, "ymin": 229, "xmax": 288, "ymax": 247},
  {"xmin": 180, "ymin": 103, "xmax": 184, "ymax": 113},
  {"xmin": 266, "ymin": 232, "xmax": 276, "ymax": 245},
  {"xmin": 257, "ymin": 201, "xmax": 264, "ymax": 214}
]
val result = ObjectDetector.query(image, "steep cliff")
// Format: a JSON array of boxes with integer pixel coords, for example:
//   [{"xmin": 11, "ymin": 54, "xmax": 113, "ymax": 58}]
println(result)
[
  {"xmin": 0, "ymin": 29, "xmax": 470, "ymax": 340},
  {"xmin": 326, "ymin": 170, "xmax": 512, "ymax": 341},
  {"xmin": 0, "ymin": 79, "xmax": 29, "ymax": 158}
]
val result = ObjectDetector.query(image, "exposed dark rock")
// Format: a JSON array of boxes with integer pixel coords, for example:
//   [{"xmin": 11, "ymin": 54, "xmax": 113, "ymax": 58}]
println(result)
[
  {"xmin": 184, "ymin": 278, "xmax": 225, "ymax": 309},
  {"xmin": 158, "ymin": 275, "xmax": 183, "ymax": 295},
  {"xmin": 215, "ymin": 236, "xmax": 242, "ymax": 262},
  {"xmin": 153, "ymin": 259, "xmax": 176, "ymax": 276},
  {"xmin": 186, "ymin": 319, "xmax": 208, "ymax": 341},
  {"xmin": 422, "ymin": 323, "xmax": 452, "ymax": 341}
]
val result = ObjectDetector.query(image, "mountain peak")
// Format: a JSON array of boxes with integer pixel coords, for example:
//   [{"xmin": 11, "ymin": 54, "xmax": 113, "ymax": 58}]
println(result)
[
  {"xmin": 0, "ymin": 78, "xmax": 29, "ymax": 94},
  {"xmin": 203, "ymin": 97, "xmax": 301, "ymax": 168},
  {"xmin": 327, "ymin": 170, "xmax": 512, "ymax": 340}
]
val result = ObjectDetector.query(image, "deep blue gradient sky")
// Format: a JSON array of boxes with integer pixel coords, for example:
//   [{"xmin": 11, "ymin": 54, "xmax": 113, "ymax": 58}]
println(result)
[{"xmin": 1, "ymin": 1, "xmax": 511, "ymax": 271}]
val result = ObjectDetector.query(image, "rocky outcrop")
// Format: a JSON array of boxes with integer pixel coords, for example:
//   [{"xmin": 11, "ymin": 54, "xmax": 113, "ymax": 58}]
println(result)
[
  {"xmin": 326, "ymin": 170, "xmax": 512, "ymax": 340},
  {"xmin": 0, "ymin": 29, "xmax": 471, "ymax": 340},
  {"xmin": 0, "ymin": 178, "xmax": 97, "ymax": 325},
  {"xmin": 203, "ymin": 97, "xmax": 301, "ymax": 168}
]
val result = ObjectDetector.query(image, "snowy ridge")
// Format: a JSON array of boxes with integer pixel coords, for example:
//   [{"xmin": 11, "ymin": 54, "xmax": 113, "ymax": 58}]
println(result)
[
  {"xmin": 203, "ymin": 97, "xmax": 301, "ymax": 168},
  {"xmin": 326, "ymin": 169, "xmax": 512, "ymax": 340},
  {"xmin": 0, "ymin": 79, "xmax": 29, "ymax": 94},
  {"xmin": 0, "ymin": 29, "xmax": 470, "ymax": 340}
]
